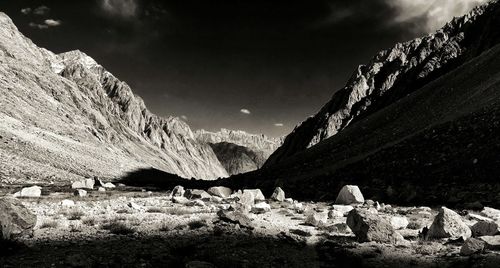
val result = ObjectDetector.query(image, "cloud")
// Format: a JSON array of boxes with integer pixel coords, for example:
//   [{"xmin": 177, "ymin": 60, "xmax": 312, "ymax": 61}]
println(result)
[
  {"xmin": 274, "ymin": 123, "xmax": 284, "ymax": 127},
  {"xmin": 33, "ymin": 5, "xmax": 50, "ymax": 16},
  {"xmin": 44, "ymin": 19, "xmax": 62, "ymax": 27},
  {"xmin": 21, "ymin": 8, "xmax": 31, "ymax": 15},
  {"xmin": 240, "ymin": 109, "xmax": 251, "ymax": 115},
  {"xmin": 100, "ymin": 0, "xmax": 138, "ymax": 18},
  {"xmin": 181, "ymin": 115, "xmax": 188, "ymax": 120},
  {"xmin": 29, "ymin": 22, "xmax": 49, "ymax": 29},
  {"xmin": 386, "ymin": 0, "xmax": 489, "ymax": 32}
]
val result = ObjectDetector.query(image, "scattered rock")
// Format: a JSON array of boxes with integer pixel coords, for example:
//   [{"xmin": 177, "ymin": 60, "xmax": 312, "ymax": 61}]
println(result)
[
  {"xmin": 390, "ymin": 216, "xmax": 409, "ymax": 230},
  {"xmin": 479, "ymin": 235, "xmax": 500, "ymax": 250},
  {"xmin": 13, "ymin": 186, "xmax": 42, "ymax": 198},
  {"xmin": 293, "ymin": 202, "xmax": 303, "ymax": 211},
  {"xmin": 98, "ymin": 187, "xmax": 106, "ymax": 192},
  {"xmin": 251, "ymin": 202, "xmax": 271, "ymax": 214},
  {"xmin": 332, "ymin": 205, "xmax": 354, "ymax": 216},
  {"xmin": 471, "ymin": 220, "xmax": 499, "ymax": 237},
  {"xmin": 460, "ymin": 238, "xmax": 485, "ymax": 256},
  {"xmin": 61, "ymin": 199, "xmax": 75, "ymax": 208},
  {"xmin": 481, "ymin": 207, "xmax": 500, "ymax": 221},
  {"xmin": 71, "ymin": 179, "xmax": 94, "ymax": 190},
  {"xmin": 185, "ymin": 189, "xmax": 212, "ymax": 200},
  {"xmin": 271, "ymin": 187, "xmax": 285, "ymax": 201},
  {"xmin": 73, "ymin": 189, "xmax": 87, "ymax": 197},
  {"xmin": 243, "ymin": 189, "xmax": 265, "ymax": 201},
  {"xmin": 284, "ymin": 198, "xmax": 294, "ymax": 204},
  {"xmin": 185, "ymin": 260, "xmax": 216, "ymax": 268},
  {"xmin": 238, "ymin": 191, "xmax": 255, "ymax": 211},
  {"xmin": 171, "ymin": 185, "xmax": 185, "ymax": 197},
  {"xmin": 103, "ymin": 182, "xmax": 115, "ymax": 188},
  {"xmin": 93, "ymin": 177, "xmax": 105, "ymax": 187},
  {"xmin": 428, "ymin": 207, "xmax": 471, "ymax": 240},
  {"xmin": 365, "ymin": 200, "xmax": 375, "ymax": 207},
  {"xmin": 207, "ymin": 186, "xmax": 232, "ymax": 198},
  {"xmin": 0, "ymin": 198, "xmax": 36, "ymax": 239},
  {"xmin": 128, "ymin": 202, "xmax": 141, "ymax": 210},
  {"xmin": 210, "ymin": 196, "xmax": 223, "ymax": 203},
  {"xmin": 188, "ymin": 200, "xmax": 205, "ymax": 207},
  {"xmin": 346, "ymin": 209, "xmax": 399, "ymax": 243},
  {"xmin": 172, "ymin": 196, "xmax": 189, "ymax": 204},
  {"xmin": 217, "ymin": 210, "xmax": 254, "ymax": 229},
  {"xmin": 305, "ymin": 212, "xmax": 328, "ymax": 227},
  {"xmin": 335, "ymin": 185, "xmax": 364, "ymax": 205},
  {"xmin": 290, "ymin": 228, "xmax": 312, "ymax": 237},
  {"xmin": 328, "ymin": 209, "xmax": 344, "ymax": 219}
]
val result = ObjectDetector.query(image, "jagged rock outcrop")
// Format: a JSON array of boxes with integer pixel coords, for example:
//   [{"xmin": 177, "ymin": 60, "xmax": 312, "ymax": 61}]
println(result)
[
  {"xmin": 266, "ymin": 1, "xmax": 500, "ymax": 166},
  {"xmin": 0, "ymin": 12, "xmax": 227, "ymax": 183},
  {"xmin": 196, "ymin": 129, "xmax": 282, "ymax": 175}
]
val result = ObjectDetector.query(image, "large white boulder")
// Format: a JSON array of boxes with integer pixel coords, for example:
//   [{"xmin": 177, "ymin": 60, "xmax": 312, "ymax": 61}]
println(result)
[
  {"xmin": 71, "ymin": 179, "xmax": 94, "ymax": 190},
  {"xmin": 243, "ymin": 189, "xmax": 265, "ymax": 201},
  {"xmin": 13, "ymin": 186, "xmax": 42, "ymax": 198},
  {"xmin": 428, "ymin": 207, "xmax": 471, "ymax": 240},
  {"xmin": 251, "ymin": 202, "xmax": 271, "ymax": 214},
  {"xmin": 347, "ymin": 209, "xmax": 401, "ymax": 243},
  {"xmin": 271, "ymin": 187, "xmax": 285, "ymax": 202},
  {"xmin": 335, "ymin": 185, "xmax": 364, "ymax": 205},
  {"xmin": 305, "ymin": 212, "xmax": 328, "ymax": 227},
  {"xmin": 0, "ymin": 198, "xmax": 36, "ymax": 239},
  {"xmin": 207, "ymin": 186, "xmax": 232, "ymax": 198}
]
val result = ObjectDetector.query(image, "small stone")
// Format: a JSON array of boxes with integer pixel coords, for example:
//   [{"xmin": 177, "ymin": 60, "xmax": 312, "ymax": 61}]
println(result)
[
  {"xmin": 207, "ymin": 186, "xmax": 232, "ymax": 198},
  {"xmin": 365, "ymin": 200, "xmax": 375, "ymax": 207},
  {"xmin": 251, "ymin": 202, "xmax": 271, "ymax": 214},
  {"xmin": 210, "ymin": 196, "xmax": 223, "ymax": 203},
  {"xmin": 332, "ymin": 205, "xmax": 354, "ymax": 216},
  {"xmin": 98, "ymin": 187, "xmax": 106, "ymax": 192},
  {"xmin": 61, "ymin": 199, "xmax": 75, "ymax": 207},
  {"xmin": 335, "ymin": 185, "xmax": 365, "ymax": 205},
  {"xmin": 73, "ymin": 189, "xmax": 87, "ymax": 197},
  {"xmin": 128, "ymin": 202, "xmax": 141, "ymax": 210},
  {"xmin": 305, "ymin": 212, "xmax": 328, "ymax": 227},
  {"xmin": 172, "ymin": 196, "xmax": 189, "ymax": 204},
  {"xmin": 185, "ymin": 189, "xmax": 212, "ymax": 200},
  {"xmin": 103, "ymin": 182, "xmax": 115, "ymax": 188},
  {"xmin": 284, "ymin": 198, "xmax": 294, "ymax": 204},
  {"xmin": 13, "ymin": 186, "xmax": 42, "ymax": 198},
  {"xmin": 328, "ymin": 209, "xmax": 344, "ymax": 219},
  {"xmin": 271, "ymin": 187, "xmax": 285, "ymax": 201},
  {"xmin": 428, "ymin": 207, "xmax": 471, "ymax": 240},
  {"xmin": 293, "ymin": 202, "xmax": 303, "ymax": 211},
  {"xmin": 188, "ymin": 200, "xmax": 205, "ymax": 207},
  {"xmin": 460, "ymin": 238, "xmax": 485, "ymax": 256},
  {"xmin": 471, "ymin": 221, "xmax": 498, "ymax": 237},
  {"xmin": 390, "ymin": 216, "xmax": 409, "ymax": 230},
  {"xmin": 171, "ymin": 185, "xmax": 185, "ymax": 197},
  {"xmin": 217, "ymin": 210, "xmax": 254, "ymax": 229},
  {"xmin": 375, "ymin": 202, "xmax": 381, "ymax": 211},
  {"xmin": 243, "ymin": 189, "xmax": 265, "ymax": 201},
  {"xmin": 71, "ymin": 179, "xmax": 94, "ymax": 190}
]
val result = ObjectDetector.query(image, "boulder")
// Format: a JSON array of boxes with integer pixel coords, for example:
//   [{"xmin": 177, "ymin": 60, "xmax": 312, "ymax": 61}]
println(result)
[
  {"xmin": 428, "ymin": 207, "xmax": 471, "ymax": 240},
  {"xmin": 328, "ymin": 210, "xmax": 344, "ymax": 219},
  {"xmin": 238, "ymin": 191, "xmax": 255, "ymax": 211},
  {"xmin": 98, "ymin": 187, "xmax": 106, "ymax": 192},
  {"xmin": 284, "ymin": 198, "xmax": 294, "ymax": 204},
  {"xmin": 243, "ymin": 189, "xmax": 265, "ymax": 201},
  {"xmin": 481, "ymin": 207, "xmax": 500, "ymax": 221},
  {"xmin": 71, "ymin": 179, "xmax": 94, "ymax": 190},
  {"xmin": 346, "ymin": 209, "xmax": 398, "ymax": 243},
  {"xmin": 479, "ymin": 235, "xmax": 500, "ymax": 250},
  {"xmin": 128, "ymin": 202, "xmax": 141, "ymax": 210},
  {"xmin": 217, "ymin": 210, "xmax": 254, "ymax": 229},
  {"xmin": 172, "ymin": 196, "xmax": 189, "ymax": 204},
  {"xmin": 335, "ymin": 185, "xmax": 365, "ymax": 205},
  {"xmin": 332, "ymin": 205, "xmax": 354, "ymax": 216},
  {"xmin": 271, "ymin": 187, "xmax": 285, "ymax": 201},
  {"xmin": 251, "ymin": 202, "xmax": 271, "ymax": 214},
  {"xmin": 460, "ymin": 238, "xmax": 485, "ymax": 256},
  {"xmin": 185, "ymin": 189, "xmax": 212, "ymax": 200},
  {"xmin": 471, "ymin": 221, "xmax": 499, "ymax": 237},
  {"xmin": 13, "ymin": 186, "xmax": 42, "ymax": 198},
  {"xmin": 207, "ymin": 186, "xmax": 232, "ymax": 198},
  {"xmin": 188, "ymin": 200, "xmax": 205, "ymax": 207},
  {"xmin": 73, "ymin": 189, "xmax": 87, "ymax": 197},
  {"xmin": 390, "ymin": 216, "xmax": 409, "ymax": 230},
  {"xmin": 210, "ymin": 196, "xmax": 223, "ymax": 203},
  {"xmin": 103, "ymin": 182, "xmax": 116, "ymax": 188},
  {"xmin": 93, "ymin": 177, "xmax": 105, "ymax": 187},
  {"xmin": 61, "ymin": 199, "xmax": 75, "ymax": 207},
  {"xmin": 171, "ymin": 185, "xmax": 185, "ymax": 197},
  {"xmin": 305, "ymin": 212, "xmax": 328, "ymax": 227},
  {"xmin": 0, "ymin": 198, "xmax": 36, "ymax": 239}
]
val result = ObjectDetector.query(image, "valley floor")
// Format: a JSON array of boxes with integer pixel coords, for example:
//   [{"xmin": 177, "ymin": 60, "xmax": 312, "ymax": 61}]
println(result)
[{"xmin": 1, "ymin": 186, "xmax": 500, "ymax": 267}]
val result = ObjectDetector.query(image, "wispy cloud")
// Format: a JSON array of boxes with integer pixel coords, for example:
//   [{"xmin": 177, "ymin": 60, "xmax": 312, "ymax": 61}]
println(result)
[
  {"xmin": 29, "ymin": 19, "xmax": 62, "ymax": 30},
  {"xmin": 100, "ymin": 0, "xmax": 138, "ymax": 18},
  {"xmin": 33, "ymin": 5, "xmax": 50, "ymax": 16},
  {"xmin": 20, "ymin": 8, "xmax": 31, "ymax": 15},
  {"xmin": 274, "ymin": 123, "xmax": 284, "ymax": 127},
  {"xmin": 29, "ymin": 22, "xmax": 48, "ymax": 29},
  {"xmin": 44, "ymin": 19, "xmax": 61, "ymax": 27},
  {"xmin": 240, "ymin": 109, "xmax": 251, "ymax": 115},
  {"xmin": 181, "ymin": 115, "xmax": 188, "ymax": 120}
]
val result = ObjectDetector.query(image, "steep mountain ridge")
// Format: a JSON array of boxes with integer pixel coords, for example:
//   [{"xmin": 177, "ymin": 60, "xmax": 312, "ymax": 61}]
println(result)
[
  {"xmin": 0, "ymin": 12, "xmax": 227, "ymax": 183},
  {"xmin": 266, "ymin": 0, "xmax": 500, "ymax": 166},
  {"xmin": 195, "ymin": 129, "xmax": 282, "ymax": 175}
]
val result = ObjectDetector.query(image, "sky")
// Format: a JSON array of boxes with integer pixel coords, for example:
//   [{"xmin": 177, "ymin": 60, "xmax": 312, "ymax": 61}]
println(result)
[{"xmin": 0, "ymin": 0, "xmax": 488, "ymax": 137}]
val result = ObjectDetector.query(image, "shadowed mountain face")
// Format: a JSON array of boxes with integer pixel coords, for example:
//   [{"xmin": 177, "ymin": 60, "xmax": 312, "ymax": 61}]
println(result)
[
  {"xmin": 0, "ymin": 12, "xmax": 228, "ymax": 183},
  {"xmin": 266, "ymin": 1, "xmax": 500, "ymax": 166},
  {"xmin": 223, "ymin": 1, "xmax": 500, "ymax": 207},
  {"xmin": 195, "ymin": 129, "xmax": 282, "ymax": 175}
]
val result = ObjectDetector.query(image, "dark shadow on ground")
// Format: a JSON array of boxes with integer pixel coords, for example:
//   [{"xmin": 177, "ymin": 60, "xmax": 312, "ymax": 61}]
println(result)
[{"xmin": 117, "ymin": 168, "xmax": 219, "ymax": 190}]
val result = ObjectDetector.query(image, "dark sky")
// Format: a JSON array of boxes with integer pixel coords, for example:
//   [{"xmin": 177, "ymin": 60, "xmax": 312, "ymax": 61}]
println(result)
[{"xmin": 0, "ymin": 0, "xmax": 487, "ymax": 137}]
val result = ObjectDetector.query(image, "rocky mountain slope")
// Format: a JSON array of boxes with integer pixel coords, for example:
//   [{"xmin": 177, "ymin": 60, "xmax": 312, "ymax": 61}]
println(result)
[
  {"xmin": 0, "ymin": 12, "xmax": 228, "ymax": 184},
  {"xmin": 195, "ymin": 129, "xmax": 282, "ymax": 175},
  {"xmin": 224, "ymin": 0, "xmax": 500, "ymax": 207},
  {"xmin": 266, "ymin": 0, "xmax": 500, "ymax": 166}
]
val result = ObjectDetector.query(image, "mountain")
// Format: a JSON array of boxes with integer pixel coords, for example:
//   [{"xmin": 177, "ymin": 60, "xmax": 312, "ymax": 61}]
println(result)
[
  {"xmin": 0, "ymin": 12, "xmax": 228, "ymax": 184},
  {"xmin": 224, "ymin": 0, "xmax": 500, "ymax": 207},
  {"xmin": 195, "ymin": 129, "xmax": 282, "ymax": 175},
  {"xmin": 266, "ymin": 1, "xmax": 500, "ymax": 166}
]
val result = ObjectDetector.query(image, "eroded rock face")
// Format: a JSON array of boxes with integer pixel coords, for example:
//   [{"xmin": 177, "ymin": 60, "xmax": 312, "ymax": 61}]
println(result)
[
  {"xmin": 346, "ymin": 209, "xmax": 399, "ymax": 243},
  {"xmin": 0, "ymin": 198, "xmax": 36, "ymax": 239},
  {"xmin": 428, "ymin": 207, "xmax": 471, "ymax": 240},
  {"xmin": 335, "ymin": 185, "xmax": 364, "ymax": 205},
  {"xmin": 0, "ymin": 12, "xmax": 228, "ymax": 183},
  {"xmin": 266, "ymin": 1, "xmax": 500, "ymax": 166}
]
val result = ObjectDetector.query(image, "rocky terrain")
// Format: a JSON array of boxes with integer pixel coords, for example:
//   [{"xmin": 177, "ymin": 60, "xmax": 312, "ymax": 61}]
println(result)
[
  {"xmin": 1, "ymin": 183, "xmax": 500, "ymax": 267},
  {"xmin": 196, "ymin": 129, "xmax": 282, "ymax": 175},
  {"xmin": 223, "ymin": 0, "xmax": 500, "ymax": 206},
  {"xmin": 0, "ymin": 12, "xmax": 228, "ymax": 183}
]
